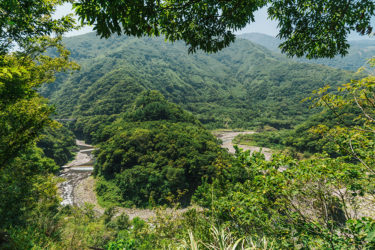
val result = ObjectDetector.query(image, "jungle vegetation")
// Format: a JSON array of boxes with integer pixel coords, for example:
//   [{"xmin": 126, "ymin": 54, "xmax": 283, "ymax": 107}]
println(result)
[
  {"xmin": 37, "ymin": 126, "xmax": 77, "ymax": 166},
  {"xmin": 1, "ymin": 0, "xmax": 375, "ymax": 249},
  {"xmin": 42, "ymin": 32, "xmax": 353, "ymax": 143},
  {"xmin": 240, "ymin": 32, "xmax": 375, "ymax": 72},
  {"xmin": 93, "ymin": 91, "xmax": 228, "ymax": 207}
]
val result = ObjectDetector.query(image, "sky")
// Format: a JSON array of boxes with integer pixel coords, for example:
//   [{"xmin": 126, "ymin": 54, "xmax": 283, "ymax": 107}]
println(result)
[
  {"xmin": 56, "ymin": 3, "xmax": 373, "ymax": 41},
  {"xmin": 236, "ymin": 7, "xmax": 279, "ymax": 36}
]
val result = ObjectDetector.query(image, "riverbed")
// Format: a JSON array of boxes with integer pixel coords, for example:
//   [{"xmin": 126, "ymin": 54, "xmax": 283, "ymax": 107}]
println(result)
[
  {"xmin": 58, "ymin": 140, "xmax": 95, "ymax": 206},
  {"xmin": 213, "ymin": 130, "xmax": 273, "ymax": 160}
]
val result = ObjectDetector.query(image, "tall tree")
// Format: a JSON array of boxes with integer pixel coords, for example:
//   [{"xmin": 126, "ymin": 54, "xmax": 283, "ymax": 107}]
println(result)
[
  {"xmin": 0, "ymin": 0, "xmax": 75, "ymax": 54},
  {"xmin": 0, "ymin": 1, "xmax": 78, "ymax": 245},
  {"xmin": 0, "ymin": 0, "xmax": 78, "ymax": 168}
]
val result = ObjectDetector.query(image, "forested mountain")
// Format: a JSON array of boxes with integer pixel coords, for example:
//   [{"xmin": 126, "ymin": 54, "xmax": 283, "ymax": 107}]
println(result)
[
  {"xmin": 239, "ymin": 33, "xmax": 375, "ymax": 71},
  {"xmin": 4, "ymin": 0, "xmax": 375, "ymax": 248},
  {"xmin": 238, "ymin": 33, "xmax": 281, "ymax": 53},
  {"xmin": 41, "ymin": 32, "xmax": 352, "ymax": 137}
]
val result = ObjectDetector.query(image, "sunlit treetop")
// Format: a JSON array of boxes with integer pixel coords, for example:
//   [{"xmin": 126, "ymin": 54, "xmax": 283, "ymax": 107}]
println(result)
[
  {"xmin": 0, "ymin": 0, "xmax": 76, "ymax": 54},
  {"xmin": 0, "ymin": 0, "xmax": 79, "ymax": 168},
  {"xmin": 73, "ymin": 0, "xmax": 375, "ymax": 58}
]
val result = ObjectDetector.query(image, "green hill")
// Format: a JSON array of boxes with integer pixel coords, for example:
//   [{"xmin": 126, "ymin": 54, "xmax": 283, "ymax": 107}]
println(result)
[
  {"xmin": 93, "ymin": 91, "xmax": 226, "ymax": 207},
  {"xmin": 239, "ymin": 33, "xmax": 375, "ymax": 71},
  {"xmin": 41, "ymin": 32, "xmax": 352, "ymax": 141}
]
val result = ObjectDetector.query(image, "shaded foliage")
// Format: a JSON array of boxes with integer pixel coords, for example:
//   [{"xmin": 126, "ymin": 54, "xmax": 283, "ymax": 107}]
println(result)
[
  {"xmin": 0, "ymin": 146, "xmax": 61, "ymax": 249},
  {"xmin": 37, "ymin": 125, "xmax": 77, "ymax": 166}
]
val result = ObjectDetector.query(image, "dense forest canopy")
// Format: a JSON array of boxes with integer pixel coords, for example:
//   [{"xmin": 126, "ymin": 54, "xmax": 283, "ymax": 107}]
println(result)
[
  {"xmin": 240, "ymin": 33, "xmax": 375, "ymax": 71},
  {"xmin": 41, "ymin": 32, "xmax": 353, "ymax": 143},
  {"xmin": 94, "ymin": 91, "xmax": 227, "ymax": 207},
  {"xmin": 37, "ymin": 126, "xmax": 77, "ymax": 166}
]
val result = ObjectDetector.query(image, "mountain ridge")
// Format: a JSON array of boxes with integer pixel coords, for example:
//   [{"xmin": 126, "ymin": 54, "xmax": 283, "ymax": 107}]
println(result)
[
  {"xmin": 41, "ymin": 32, "xmax": 352, "ymax": 141},
  {"xmin": 238, "ymin": 32, "xmax": 375, "ymax": 71}
]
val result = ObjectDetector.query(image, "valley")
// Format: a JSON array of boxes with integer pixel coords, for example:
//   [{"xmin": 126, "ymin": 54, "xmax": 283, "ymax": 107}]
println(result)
[
  {"xmin": 39, "ymin": 34, "xmax": 373, "ymax": 249},
  {"xmin": 42, "ymin": 33, "xmax": 352, "ymax": 142},
  {"xmin": 2, "ymin": 1, "xmax": 375, "ymax": 246}
]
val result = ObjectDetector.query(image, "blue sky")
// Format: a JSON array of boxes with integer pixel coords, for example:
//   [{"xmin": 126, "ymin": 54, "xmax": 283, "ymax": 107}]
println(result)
[{"xmin": 56, "ymin": 3, "xmax": 373, "ymax": 41}]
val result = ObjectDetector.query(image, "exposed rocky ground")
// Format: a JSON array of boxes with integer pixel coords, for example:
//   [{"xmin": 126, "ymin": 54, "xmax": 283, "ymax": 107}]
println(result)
[{"xmin": 58, "ymin": 140, "xmax": 94, "ymax": 206}]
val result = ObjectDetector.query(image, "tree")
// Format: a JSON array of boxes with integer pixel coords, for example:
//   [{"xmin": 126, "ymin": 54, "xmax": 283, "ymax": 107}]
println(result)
[
  {"xmin": 268, "ymin": 0, "xmax": 375, "ymax": 58},
  {"xmin": 0, "ymin": 45, "xmax": 78, "ymax": 168},
  {"xmin": 0, "ymin": 0, "xmax": 75, "ymax": 54},
  {"xmin": 74, "ymin": 0, "xmax": 375, "ymax": 58},
  {"xmin": 0, "ymin": 1, "xmax": 79, "ymax": 246},
  {"xmin": 310, "ymin": 58, "xmax": 375, "ymax": 174},
  {"xmin": 0, "ymin": 0, "xmax": 79, "ymax": 168}
]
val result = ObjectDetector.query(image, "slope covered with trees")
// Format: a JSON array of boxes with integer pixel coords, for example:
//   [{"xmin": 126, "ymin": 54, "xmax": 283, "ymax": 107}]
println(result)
[
  {"xmin": 240, "ymin": 33, "xmax": 375, "ymax": 71},
  {"xmin": 93, "ymin": 91, "xmax": 227, "ymax": 207},
  {"xmin": 42, "ymin": 32, "xmax": 352, "ymax": 141},
  {"xmin": 37, "ymin": 126, "xmax": 77, "ymax": 166}
]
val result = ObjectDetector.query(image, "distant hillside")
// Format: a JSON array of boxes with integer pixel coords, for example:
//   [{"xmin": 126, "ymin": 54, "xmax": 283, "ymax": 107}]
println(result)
[
  {"xmin": 239, "ymin": 33, "xmax": 375, "ymax": 71},
  {"xmin": 41, "ymin": 32, "xmax": 352, "ymax": 140},
  {"xmin": 237, "ymin": 33, "xmax": 281, "ymax": 53}
]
